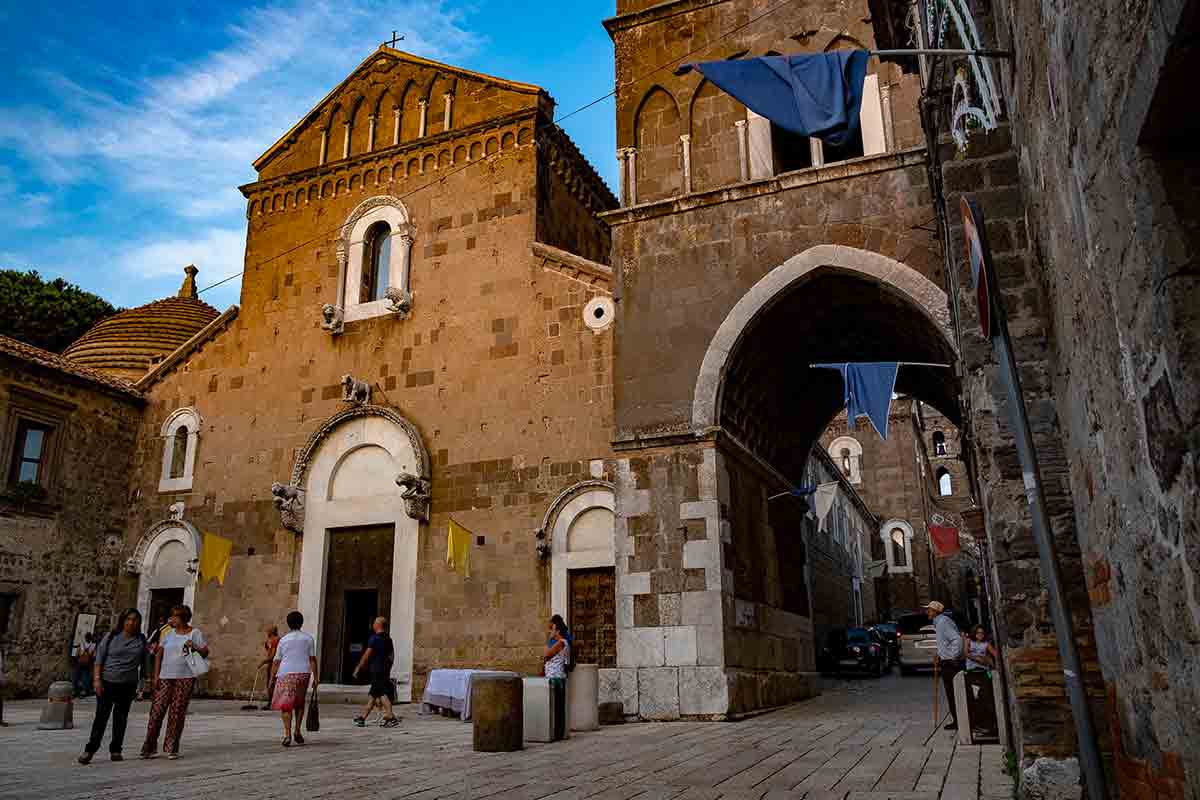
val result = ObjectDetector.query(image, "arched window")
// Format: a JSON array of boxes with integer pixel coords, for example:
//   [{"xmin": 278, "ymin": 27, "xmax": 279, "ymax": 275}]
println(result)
[
  {"xmin": 169, "ymin": 428, "xmax": 188, "ymax": 478},
  {"xmin": 159, "ymin": 408, "xmax": 201, "ymax": 492},
  {"xmin": 933, "ymin": 431, "xmax": 947, "ymax": 456},
  {"xmin": 890, "ymin": 528, "xmax": 908, "ymax": 567},
  {"xmin": 937, "ymin": 467, "xmax": 953, "ymax": 496},
  {"xmin": 361, "ymin": 221, "xmax": 391, "ymax": 303},
  {"xmin": 828, "ymin": 436, "xmax": 862, "ymax": 484},
  {"xmin": 840, "ymin": 447, "xmax": 852, "ymax": 476}
]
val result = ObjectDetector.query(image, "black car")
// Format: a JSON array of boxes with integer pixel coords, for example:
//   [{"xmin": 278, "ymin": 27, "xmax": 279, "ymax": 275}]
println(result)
[
  {"xmin": 817, "ymin": 627, "xmax": 889, "ymax": 676},
  {"xmin": 870, "ymin": 622, "xmax": 900, "ymax": 664}
]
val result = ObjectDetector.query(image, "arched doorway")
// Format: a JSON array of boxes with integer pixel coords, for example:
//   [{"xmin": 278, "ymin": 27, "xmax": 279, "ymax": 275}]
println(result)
[
  {"xmin": 688, "ymin": 245, "xmax": 961, "ymax": 714},
  {"xmin": 542, "ymin": 481, "xmax": 617, "ymax": 668},
  {"xmin": 294, "ymin": 406, "xmax": 429, "ymax": 700},
  {"xmin": 131, "ymin": 520, "xmax": 201, "ymax": 633}
]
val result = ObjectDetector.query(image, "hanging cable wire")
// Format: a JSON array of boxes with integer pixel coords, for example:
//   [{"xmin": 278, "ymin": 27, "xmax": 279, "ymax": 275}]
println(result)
[{"xmin": 196, "ymin": 0, "xmax": 805, "ymax": 297}]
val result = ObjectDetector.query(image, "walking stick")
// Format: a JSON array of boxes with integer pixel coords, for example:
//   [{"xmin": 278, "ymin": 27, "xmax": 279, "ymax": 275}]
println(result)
[{"xmin": 933, "ymin": 657, "xmax": 940, "ymax": 730}]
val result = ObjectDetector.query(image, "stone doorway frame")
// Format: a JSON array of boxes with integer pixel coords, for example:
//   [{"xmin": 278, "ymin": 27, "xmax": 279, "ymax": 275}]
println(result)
[
  {"xmin": 539, "ymin": 479, "xmax": 617, "ymax": 620},
  {"xmin": 292, "ymin": 405, "xmax": 430, "ymax": 702},
  {"xmin": 129, "ymin": 519, "xmax": 202, "ymax": 634}
]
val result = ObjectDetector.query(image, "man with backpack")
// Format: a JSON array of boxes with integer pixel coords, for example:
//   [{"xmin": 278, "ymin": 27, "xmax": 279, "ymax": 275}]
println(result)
[{"xmin": 351, "ymin": 616, "xmax": 399, "ymax": 728}]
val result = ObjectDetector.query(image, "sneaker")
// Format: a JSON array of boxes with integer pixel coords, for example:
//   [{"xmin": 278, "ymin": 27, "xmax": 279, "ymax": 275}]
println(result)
[
  {"xmin": 381, "ymin": 717, "xmax": 400, "ymax": 728},
  {"xmin": 110, "ymin": 753, "xmax": 124, "ymax": 762},
  {"xmin": 77, "ymin": 751, "xmax": 93, "ymax": 765},
  {"xmin": 167, "ymin": 753, "xmax": 180, "ymax": 760},
  {"xmin": 139, "ymin": 752, "xmax": 155, "ymax": 760},
  {"xmin": 353, "ymin": 717, "xmax": 366, "ymax": 727},
  {"xmin": 293, "ymin": 732, "xmax": 305, "ymax": 745}
]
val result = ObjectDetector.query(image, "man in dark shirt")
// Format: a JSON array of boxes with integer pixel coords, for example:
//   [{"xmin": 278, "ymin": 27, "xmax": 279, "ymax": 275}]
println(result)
[{"xmin": 351, "ymin": 616, "xmax": 399, "ymax": 728}]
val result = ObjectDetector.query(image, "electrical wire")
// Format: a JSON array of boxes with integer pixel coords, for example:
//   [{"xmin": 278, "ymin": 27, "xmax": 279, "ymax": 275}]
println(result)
[{"xmin": 195, "ymin": 0, "xmax": 804, "ymax": 296}]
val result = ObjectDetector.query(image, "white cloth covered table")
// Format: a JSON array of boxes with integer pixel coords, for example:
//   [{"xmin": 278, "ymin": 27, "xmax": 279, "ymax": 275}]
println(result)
[{"xmin": 422, "ymin": 668, "xmax": 519, "ymax": 720}]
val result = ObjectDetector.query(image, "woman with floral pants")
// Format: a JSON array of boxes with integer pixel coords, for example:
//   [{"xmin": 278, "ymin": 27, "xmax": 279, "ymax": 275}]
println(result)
[{"xmin": 141, "ymin": 605, "xmax": 208, "ymax": 760}]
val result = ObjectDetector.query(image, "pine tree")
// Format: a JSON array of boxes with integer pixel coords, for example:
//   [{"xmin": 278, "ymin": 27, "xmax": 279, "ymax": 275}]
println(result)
[{"xmin": 0, "ymin": 269, "xmax": 120, "ymax": 353}]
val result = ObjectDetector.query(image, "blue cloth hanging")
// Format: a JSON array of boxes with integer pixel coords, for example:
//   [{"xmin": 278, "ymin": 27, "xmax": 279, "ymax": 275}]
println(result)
[
  {"xmin": 812, "ymin": 362, "xmax": 900, "ymax": 439},
  {"xmin": 682, "ymin": 52, "xmax": 870, "ymax": 146}
]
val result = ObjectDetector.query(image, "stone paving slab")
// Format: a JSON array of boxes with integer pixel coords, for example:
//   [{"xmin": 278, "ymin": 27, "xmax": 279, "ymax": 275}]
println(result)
[{"xmin": 0, "ymin": 673, "xmax": 1013, "ymax": 800}]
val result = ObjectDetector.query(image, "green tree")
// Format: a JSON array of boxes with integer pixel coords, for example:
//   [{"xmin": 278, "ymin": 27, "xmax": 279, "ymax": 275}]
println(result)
[{"xmin": 0, "ymin": 269, "xmax": 120, "ymax": 353}]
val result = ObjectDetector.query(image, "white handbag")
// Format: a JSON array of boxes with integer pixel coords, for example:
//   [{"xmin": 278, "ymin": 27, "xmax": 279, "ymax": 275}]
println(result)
[{"xmin": 184, "ymin": 636, "xmax": 210, "ymax": 676}]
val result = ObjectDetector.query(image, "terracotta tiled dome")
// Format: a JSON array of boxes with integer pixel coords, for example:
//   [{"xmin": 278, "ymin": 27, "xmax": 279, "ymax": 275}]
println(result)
[{"xmin": 63, "ymin": 266, "xmax": 219, "ymax": 381}]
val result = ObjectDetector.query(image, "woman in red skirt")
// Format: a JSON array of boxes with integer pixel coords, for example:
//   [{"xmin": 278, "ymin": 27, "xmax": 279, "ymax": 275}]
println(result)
[{"xmin": 269, "ymin": 610, "xmax": 318, "ymax": 747}]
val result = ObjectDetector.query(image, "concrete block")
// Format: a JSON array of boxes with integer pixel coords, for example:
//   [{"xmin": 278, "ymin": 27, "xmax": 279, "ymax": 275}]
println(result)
[
  {"xmin": 683, "ymin": 538, "xmax": 717, "ymax": 570},
  {"xmin": 665, "ymin": 626, "xmax": 698, "ymax": 666},
  {"xmin": 567, "ymin": 664, "xmax": 599, "ymax": 731},
  {"xmin": 619, "ymin": 570, "xmax": 651, "ymax": 596},
  {"xmin": 523, "ymin": 677, "xmax": 557, "ymax": 743},
  {"xmin": 471, "ymin": 675, "xmax": 523, "ymax": 752},
  {"xmin": 679, "ymin": 666, "xmax": 728, "ymax": 716},
  {"xmin": 638, "ymin": 667, "xmax": 680, "ymax": 720},
  {"xmin": 681, "ymin": 590, "xmax": 722, "ymax": 626},
  {"xmin": 696, "ymin": 624, "xmax": 725, "ymax": 666},
  {"xmin": 617, "ymin": 626, "xmax": 665, "ymax": 667}
]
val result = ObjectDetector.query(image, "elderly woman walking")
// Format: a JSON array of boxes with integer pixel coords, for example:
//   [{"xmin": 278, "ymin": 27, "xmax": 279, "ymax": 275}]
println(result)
[
  {"xmin": 78, "ymin": 609, "xmax": 147, "ymax": 764},
  {"xmin": 140, "ymin": 605, "xmax": 208, "ymax": 760},
  {"xmin": 270, "ymin": 611, "xmax": 318, "ymax": 747}
]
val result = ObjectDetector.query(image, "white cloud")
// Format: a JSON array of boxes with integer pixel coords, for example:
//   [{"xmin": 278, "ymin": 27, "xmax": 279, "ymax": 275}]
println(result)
[
  {"xmin": 117, "ymin": 227, "xmax": 246, "ymax": 281},
  {"xmin": 0, "ymin": 0, "xmax": 482, "ymax": 208}
]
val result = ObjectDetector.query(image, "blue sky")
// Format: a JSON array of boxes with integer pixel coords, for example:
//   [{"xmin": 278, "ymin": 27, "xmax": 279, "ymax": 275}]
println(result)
[{"xmin": 0, "ymin": 1, "xmax": 617, "ymax": 311}]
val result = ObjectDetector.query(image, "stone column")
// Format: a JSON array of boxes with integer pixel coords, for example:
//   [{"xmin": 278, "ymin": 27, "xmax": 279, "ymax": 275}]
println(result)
[
  {"xmin": 809, "ymin": 138, "xmax": 825, "ymax": 168},
  {"xmin": 367, "ymin": 113, "xmax": 377, "ymax": 152},
  {"xmin": 392, "ymin": 107, "xmax": 401, "ymax": 145},
  {"xmin": 418, "ymin": 99, "xmax": 428, "ymax": 138},
  {"xmin": 617, "ymin": 149, "xmax": 629, "ymax": 205},
  {"xmin": 627, "ymin": 148, "xmax": 638, "ymax": 206},
  {"xmin": 735, "ymin": 120, "xmax": 749, "ymax": 181},
  {"xmin": 342, "ymin": 121, "xmax": 352, "ymax": 159},
  {"xmin": 746, "ymin": 110, "xmax": 773, "ymax": 180},
  {"xmin": 319, "ymin": 129, "xmax": 328, "ymax": 166},
  {"xmin": 394, "ymin": 225, "xmax": 416, "ymax": 290},
  {"xmin": 680, "ymin": 134, "xmax": 692, "ymax": 195},
  {"xmin": 880, "ymin": 82, "xmax": 895, "ymax": 153},
  {"xmin": 443, "ymin": 93, "xmax": 453, "ymax": 132}
]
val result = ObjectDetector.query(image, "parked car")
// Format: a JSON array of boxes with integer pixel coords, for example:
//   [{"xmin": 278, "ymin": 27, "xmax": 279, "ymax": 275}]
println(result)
[
  {"xmin": 818, "ymin": 627, "xmax": 888, "ymax": 677},
  {"xmin": 870, "ymin": 621, "xmax": 900, "ymax": 664},
  {"xmin": 897, "ymin": 612, "xmax": 938, "ymax": 674}
]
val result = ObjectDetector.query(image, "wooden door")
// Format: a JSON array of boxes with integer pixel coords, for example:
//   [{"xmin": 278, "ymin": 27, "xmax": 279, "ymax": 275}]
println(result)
[
  {"xmin": 568, "ymin": 568, "xmax": 616, "ymax": 668},
  {"xmin": 320, "ymin": 525, "xmax": 394, "ymax": 683}
]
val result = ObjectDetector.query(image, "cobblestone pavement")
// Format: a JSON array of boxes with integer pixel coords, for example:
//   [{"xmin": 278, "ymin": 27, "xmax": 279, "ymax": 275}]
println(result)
[{"xmin": 0, "ymin": 672, "xmax": 1013, "ymax": 800}]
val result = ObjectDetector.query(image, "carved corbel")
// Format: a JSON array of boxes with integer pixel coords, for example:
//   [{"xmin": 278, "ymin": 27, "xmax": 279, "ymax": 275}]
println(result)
[
  {"xmin": 396, "ymin": 472, "xmax": 431, "ymax": 521},
  {"xmin": 271, "ymin": 482, "xmax": 306, "ymax": 534},
  {"xmin": 341, "ymin": 374, "xmax": 371, "ymax": 405},
  {"xmin": 321, "ymin": 303, "xmax": 344, "ymax": 335},
  {"xmin": 385, "ymin": 287, "xmax": 414, "ymax": 319}
]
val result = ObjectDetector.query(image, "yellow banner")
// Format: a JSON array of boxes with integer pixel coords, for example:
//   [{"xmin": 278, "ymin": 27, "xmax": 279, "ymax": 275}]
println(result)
[
  {"xmin": 198, "ymin": 532, "xmax": 234, "ymax": 585},
  {"xmin": 447, "ymin": 520, "xmax": 472, "ymax": 578}
]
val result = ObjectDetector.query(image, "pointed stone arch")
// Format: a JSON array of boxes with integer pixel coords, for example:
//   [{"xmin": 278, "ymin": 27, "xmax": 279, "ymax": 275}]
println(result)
[{"xmin": 692, "ymin": 244, "xmax": 955, "ymax": 431}]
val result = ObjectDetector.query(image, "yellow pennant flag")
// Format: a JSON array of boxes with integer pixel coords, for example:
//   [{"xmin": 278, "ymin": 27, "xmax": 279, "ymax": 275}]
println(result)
[
  {"xmin": 447, "ymin": 520, "xmax": 472, "ymax": 578},
  {"xmin": 198, "ymin": 532, "xmax": 234, "ymax": 585}
]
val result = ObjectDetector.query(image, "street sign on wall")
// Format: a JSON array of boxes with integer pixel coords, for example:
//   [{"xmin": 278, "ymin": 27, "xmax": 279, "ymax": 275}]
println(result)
[{"xmin": 960, "ymin": 196, "xmax": 995, "ymax": 339}]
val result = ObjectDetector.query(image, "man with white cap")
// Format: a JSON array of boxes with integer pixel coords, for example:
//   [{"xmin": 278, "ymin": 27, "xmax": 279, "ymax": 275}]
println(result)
[{"xmin": 926, "ymin": 601, "xmax": 964, "ymax": 729}]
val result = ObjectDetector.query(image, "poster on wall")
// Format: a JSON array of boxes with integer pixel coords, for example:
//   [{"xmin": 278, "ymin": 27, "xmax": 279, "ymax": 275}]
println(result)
[{"xmin": 70, "ymin": 612, "xmax": 98, "ymax": 658}]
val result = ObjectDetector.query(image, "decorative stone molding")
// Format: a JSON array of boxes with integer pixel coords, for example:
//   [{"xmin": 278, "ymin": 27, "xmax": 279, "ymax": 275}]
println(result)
[
  {"xmin": 341, "ymin": 374, "xmax": 371, "ymax": 405},
  {"xmin": 395, "ymin": 472, "xmax": 431, "ymax": 522},
  {"xmin": 535, "ymin": 479, "xmax": 616, "ymax": 550},
  {"xmin": 126, "ymin": 518, "xmax": 202, "ymax": 576},
  {"xmin": 167, "ymin": 501, "xmax": 185, "ymax": 521},
  {"xmin": 271, "ymin": 482, "xmax": 306, "ymax": 534},
  {"xmin": 290, "ymin": 404, "xmax": 431, "ymax": 498},
  {"xmin": 385, "ymin": 287, "xmax": 414, "ymax": 319},
  {"xmin": 336, "ymin": 195, "xmax": 411, "ymax": 256},
  {"xmin": 321, "ymin": 303, "xmax": 344, "ymax": 335}
]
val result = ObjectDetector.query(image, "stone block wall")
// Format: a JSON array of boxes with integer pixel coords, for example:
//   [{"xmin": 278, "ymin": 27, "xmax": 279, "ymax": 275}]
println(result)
[
  {"xmin": 0, "ymin": 357, "xmax": 142, "ymax": 695},
  {"xmin": 982, "ymin": 0, "xmax": 1200, "ymax": 791}
]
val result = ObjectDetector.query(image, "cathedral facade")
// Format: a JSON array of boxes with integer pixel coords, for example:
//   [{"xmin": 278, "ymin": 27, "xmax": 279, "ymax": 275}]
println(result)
[{"xmin": 76, "ymin": 49, "xmax": 618, "ymax": 701}]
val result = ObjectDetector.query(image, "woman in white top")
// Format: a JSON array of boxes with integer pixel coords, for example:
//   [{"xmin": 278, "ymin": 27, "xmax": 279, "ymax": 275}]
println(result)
[
  {"xmin": 963, "ymin": 625, "xmax": 999, "ymax": 672},
  {"xmin": 269, "ymin": 610, "xmax": 318, "ymax": 747},
  {"xmin": 140, "ymin": 605, "xmax": 208, "ymax": 760},
  {"xmin": 544, "ymin": 616, "xmax": 571, "ymax": 680}
]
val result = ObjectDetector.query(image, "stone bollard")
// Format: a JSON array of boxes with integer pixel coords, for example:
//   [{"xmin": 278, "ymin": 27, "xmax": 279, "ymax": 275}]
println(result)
[
  {"xmin": 471, "ymin": 674, "xmax": 522, "ymax": 752},
  {"xmin": 38, "ymin": 681, "xmax": 74, "ymax": 730},
  {"xmin": 522, "ymin": 677, "xmax": 559, "ymax": 743},
  {"xmin": 568, "ymin": 664, "xmax": 599, "ymax": 732}
]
